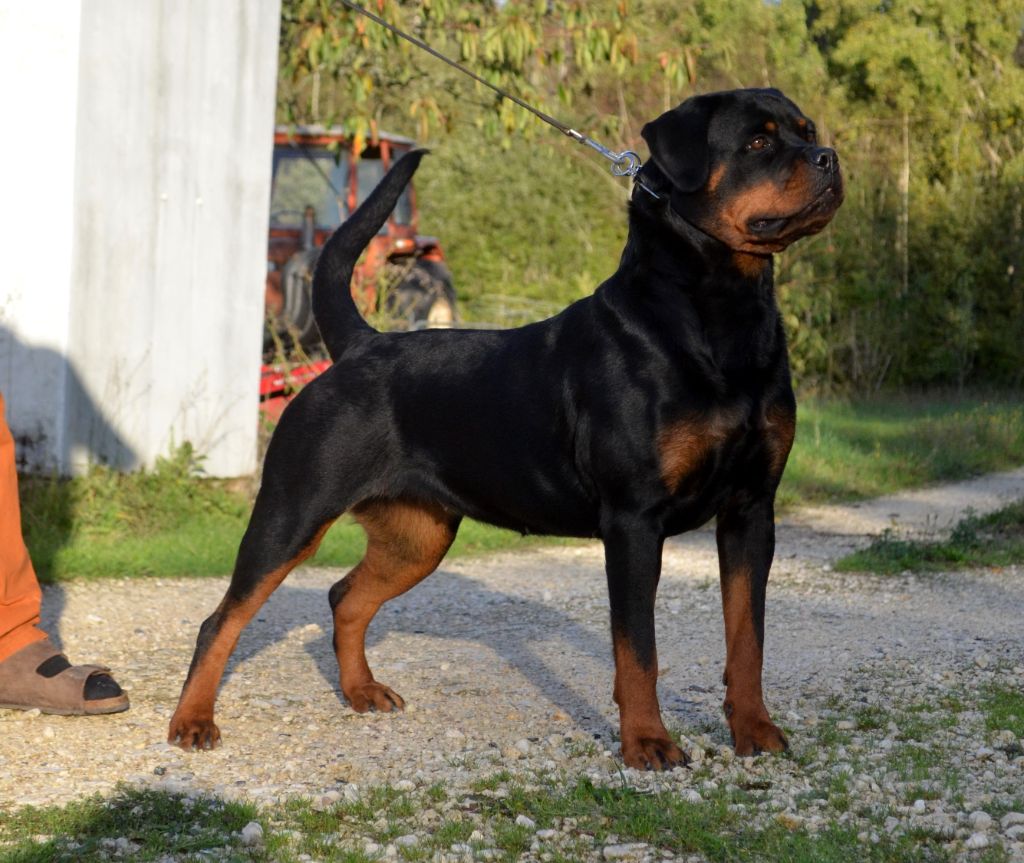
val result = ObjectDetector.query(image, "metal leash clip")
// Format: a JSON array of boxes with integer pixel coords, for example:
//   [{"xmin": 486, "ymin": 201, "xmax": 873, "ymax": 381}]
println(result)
[
  {"xmin": 569, "ymin": 130, "xmax": 640, "ymax": 176},
  {"xmin": 568, "ymin": 130, "xmax": 659, "ymax": 198}
]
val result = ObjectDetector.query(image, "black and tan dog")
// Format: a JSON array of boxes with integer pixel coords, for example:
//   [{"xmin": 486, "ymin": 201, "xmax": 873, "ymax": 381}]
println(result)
[{"xmin": 169, "ymin": 88, "xmax": 842, "ymax": 769}]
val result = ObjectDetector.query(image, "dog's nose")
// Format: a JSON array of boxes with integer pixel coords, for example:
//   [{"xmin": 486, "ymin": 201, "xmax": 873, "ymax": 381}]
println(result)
[{"xmin": 808, "ymin": 147, "xmax": 838, "ymax": 172}]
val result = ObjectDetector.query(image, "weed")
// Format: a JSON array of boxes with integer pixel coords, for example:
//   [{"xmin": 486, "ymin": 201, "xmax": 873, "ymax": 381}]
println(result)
[
  {"xmin": 564, "ymin": 738, "xmax": 600, "ymax": 759},
  {"xmin": 889, "ymin": 743, "xmax": 943, "ymax": 783},
  {"xmin": 836, "ymin": 499, "xmax": 1024, "ymax": 574},
  {"xmin": 854, "ymin": 705, "xmax": 887, "ymax": 731},
  {"xmin": 492, "ymin": 821, "xmax": 532, "ymax": 856},
  {"xmin": 431, "ymin": 819, "xmax": 473, "ymax": 847},
  {"xmin": 980, "ymin": 685, "xmax": 1024, "ymax": 738},
  {"xmin": 425, "ymin": 783, "xmax": 447, "ymax": 803},
  {"xmin": 471, "ymin": 771, "xmax": 513, "ymax": 793}
]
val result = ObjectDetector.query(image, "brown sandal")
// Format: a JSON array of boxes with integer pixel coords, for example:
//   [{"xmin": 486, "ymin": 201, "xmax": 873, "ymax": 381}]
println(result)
[{"xmin": 0, "ymin": 638, "xmax": 129, "ymax": 715}]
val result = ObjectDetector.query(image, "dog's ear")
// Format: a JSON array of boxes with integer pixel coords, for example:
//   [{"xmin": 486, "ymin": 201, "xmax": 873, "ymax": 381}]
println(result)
[{"xmin": 641, "ymin": 95, "xmax": 717, "ymax": 194}]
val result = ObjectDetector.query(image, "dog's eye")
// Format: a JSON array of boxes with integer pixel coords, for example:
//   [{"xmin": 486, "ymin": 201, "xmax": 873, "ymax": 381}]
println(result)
[{"xmin": 747, "ymin": 136, "xmax": 771, "ymax": 152}]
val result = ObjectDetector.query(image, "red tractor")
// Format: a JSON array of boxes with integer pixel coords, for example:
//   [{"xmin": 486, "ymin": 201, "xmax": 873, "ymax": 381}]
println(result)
[{"xmin": 260, "ymin": 126, "xmax": 456, "ymax": 418}]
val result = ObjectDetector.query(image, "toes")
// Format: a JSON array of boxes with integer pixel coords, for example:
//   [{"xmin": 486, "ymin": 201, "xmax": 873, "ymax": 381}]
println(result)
[
  {"xmin": 346, "ymin": 683, "xmax": 405, "ymax": 714},
  {"xmin": 168, "ymin": 718, "xmax": 221, "ymax": 751},
  {"xmin": 368, "ymin": 685, "xmax": 404, "ymax": 712},
  {"xmin": 622, "ymin": 737, "xmax": 689, "ymax": 771},
  {"xmin": 732, "ymin": 719, "xmax": 788, "ymax": 756},
  {"xmin": 380, "ymin": 687, "xmax": 405, "ymax": 711}
]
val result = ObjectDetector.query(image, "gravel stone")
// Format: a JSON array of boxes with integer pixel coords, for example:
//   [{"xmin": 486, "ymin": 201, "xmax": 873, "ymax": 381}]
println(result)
[
  {"xmin": 603, "ymin": 843, "xmax": 649, "ymax": 859},
  {"xmin": 1002, "ymin": 813, "xmax": 1024, "ymax": 830},
  {"xmin": 969, "ymin": 811, "xmax": 993, "ymax": 830},
  {"xmin": 239, "ymin": 821, "xmax": 263, "ymax": 847},
  {"xmin": 965, "ymin": 832, "xmax": 990, "ymax": 849}
]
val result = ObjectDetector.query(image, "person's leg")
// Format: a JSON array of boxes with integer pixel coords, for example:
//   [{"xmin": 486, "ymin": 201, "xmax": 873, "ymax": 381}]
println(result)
[
  {"xmin": 0, "ymin": 391, "xmax": 47, "ymax": 663},
  {"xmin": 0, "ymin": 392, "xmax": 128, "ymax": 714}
]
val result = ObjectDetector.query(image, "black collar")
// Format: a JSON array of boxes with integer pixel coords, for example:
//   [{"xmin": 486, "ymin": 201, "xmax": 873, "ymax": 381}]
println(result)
[{"xmin": 632, "ymin": 160, "xmax": 670, "ymax": 201}]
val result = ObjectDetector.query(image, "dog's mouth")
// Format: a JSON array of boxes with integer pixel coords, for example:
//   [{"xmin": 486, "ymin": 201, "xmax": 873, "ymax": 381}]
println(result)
[
  {"xmin": 747, "ymin": 182, "xmax": 843, "ymax": 237},
  {"xmin": 747, "ymin": 216, "xmax": 790, "ymax": 235}
]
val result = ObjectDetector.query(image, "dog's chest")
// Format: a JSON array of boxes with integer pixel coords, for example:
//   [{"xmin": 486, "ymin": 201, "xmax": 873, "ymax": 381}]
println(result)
[{"xmin": 656, "ymin": 399, "xmax": 788, "ymax": 497}]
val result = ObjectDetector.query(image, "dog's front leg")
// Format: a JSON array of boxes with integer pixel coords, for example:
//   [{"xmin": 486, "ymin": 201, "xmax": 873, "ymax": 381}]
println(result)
[
  {"xmin": 603, "ymin": 518, "xmax": 687, "ymax": 770},
  {"xmin": 716, "ymin": 495, "xmax": 788, "ymax": 755}
]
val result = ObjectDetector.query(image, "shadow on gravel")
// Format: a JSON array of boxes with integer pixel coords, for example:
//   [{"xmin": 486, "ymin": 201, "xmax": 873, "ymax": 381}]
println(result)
[{"xmin": 221, "ymin": 570, "xmax": 695, "ymax": 740}]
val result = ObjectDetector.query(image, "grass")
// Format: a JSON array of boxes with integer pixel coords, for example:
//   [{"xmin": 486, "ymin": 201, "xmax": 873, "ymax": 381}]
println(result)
[
  {"xmin": 835, "ymin": 499, "xmax": 1024, "ymax": 574},
  {"xmin": 0, "ymin": 786, "xmax": 260, "ymax": 862},
  {"xmin": 18, "ymin": 393, "xmax": 1024, "ymax": 582},
  {"xmin": 980, "ymin": 684, "xmax": 1024, "ymax": 738},
  {"xmin": 0, "ymin": 778, "xmax": 961, "ymax": 863},
  {"xmin": 777, "ymin": 394, "xmax": 1024, "ymax": 508}
]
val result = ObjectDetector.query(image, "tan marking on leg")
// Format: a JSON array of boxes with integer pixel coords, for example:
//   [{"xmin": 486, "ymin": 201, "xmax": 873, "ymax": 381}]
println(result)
[
  {"xmin": 169, "ymin": 521, "xmax": 336, "ymax": 749},
  {"xmin": 720, "ymin": 568, "xmax": 786, "ymax": 755},
  {"xmin": 333, "ymin": 499, "xmax": 457, "ymax": 712},
  {"xmin": 763, "ymin": 403, "xmax": 796, "ymax": 479},
  {"xmin": 611, "ymin": 631, "xmax": 686, "ymax": 770}
]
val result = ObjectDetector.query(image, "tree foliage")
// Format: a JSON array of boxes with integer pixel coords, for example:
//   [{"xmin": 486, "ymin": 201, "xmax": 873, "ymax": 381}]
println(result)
[{"xmin": 278, "ymin": 0, "xmax": 1024, "ymax": 391}]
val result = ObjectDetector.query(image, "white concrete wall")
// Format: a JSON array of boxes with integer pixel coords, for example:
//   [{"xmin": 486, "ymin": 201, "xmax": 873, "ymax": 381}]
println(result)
[
  {"xmin": 0, "ymin": 2, "xmax": 82, "ymax": 467},
  {"xmin": 0, "ymin": 0, "xmax": 280, "ymax": 476}
]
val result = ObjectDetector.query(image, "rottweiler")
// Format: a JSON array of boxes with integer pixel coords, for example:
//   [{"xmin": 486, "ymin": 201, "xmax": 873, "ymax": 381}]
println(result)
[{"xmin": 169, "ymin": 88, "xmax": 843, "ymax": 769}]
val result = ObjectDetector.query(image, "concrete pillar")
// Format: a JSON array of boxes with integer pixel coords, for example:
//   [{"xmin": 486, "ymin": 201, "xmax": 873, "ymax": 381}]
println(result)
[{"xmin": 0, "ymin": 0, "xmax": 281, "ymax": 476}]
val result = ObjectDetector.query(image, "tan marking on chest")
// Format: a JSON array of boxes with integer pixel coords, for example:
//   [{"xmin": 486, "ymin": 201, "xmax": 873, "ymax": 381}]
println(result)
[
  {"xmin": 657, "ymin": 409, "xmax": 744, "ymax": 493},
  {"xmin": 733, "ymin": 252, "xmax": 769, "ymax": 278}
]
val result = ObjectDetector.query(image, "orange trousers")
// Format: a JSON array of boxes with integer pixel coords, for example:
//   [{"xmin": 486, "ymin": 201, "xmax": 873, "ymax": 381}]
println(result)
[{"xmin": 0, "ymin": 391, "xmax": 47, "ymax": 663}]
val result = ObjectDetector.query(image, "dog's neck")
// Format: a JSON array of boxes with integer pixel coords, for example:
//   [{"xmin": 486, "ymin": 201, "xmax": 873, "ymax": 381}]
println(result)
[
  {"xmin": 614, "ymin": 164, "xmax": 783, "ymax": 380},
  {"xmin": 623, "ymin": 186, "xmax": 773, "ymax": 298}
]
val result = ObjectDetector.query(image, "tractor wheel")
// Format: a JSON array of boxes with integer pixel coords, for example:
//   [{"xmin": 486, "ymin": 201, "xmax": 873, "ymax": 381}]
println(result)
[
  {"xmin": 386, "ymin": 260, "xmax": 457, "ymax": 329},
  {"xmin": 264, "ymin": 248, "xmax": 321, "ymax": 356}
]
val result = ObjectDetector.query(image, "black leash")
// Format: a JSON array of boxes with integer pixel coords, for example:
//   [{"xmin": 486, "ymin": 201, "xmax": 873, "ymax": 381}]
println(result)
[{"xmin": 338, "ymin": 0, "xmax": 658, "ymax": 198}]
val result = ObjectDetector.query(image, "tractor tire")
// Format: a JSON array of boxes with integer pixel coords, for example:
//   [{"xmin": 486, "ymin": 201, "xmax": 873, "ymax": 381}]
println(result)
[
  {"xmin": 264, "ymin": 248, "xmax": 321, "ymax": 356},
  {"xmin": 386, "ymin": 260, "xmax": 457, "ymax": 329}
]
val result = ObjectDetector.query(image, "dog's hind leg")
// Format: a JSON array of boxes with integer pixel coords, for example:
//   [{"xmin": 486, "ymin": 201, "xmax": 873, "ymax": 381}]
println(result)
[
  {"xmin": 328, "ymin": 499, "xmax": 459, "ymax": 713},
  {"xmin": 168, "ymin": 495, "xmax": 340, "ymax": 750}
]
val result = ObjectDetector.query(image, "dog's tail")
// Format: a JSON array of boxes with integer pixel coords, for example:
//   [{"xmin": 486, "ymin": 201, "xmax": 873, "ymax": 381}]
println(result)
[{"xmin": 312, "ymin": 149, "xmax": 428, "ymax": 359}]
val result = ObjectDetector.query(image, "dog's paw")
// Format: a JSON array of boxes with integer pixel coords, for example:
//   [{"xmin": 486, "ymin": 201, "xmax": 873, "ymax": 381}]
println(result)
[
  {"xmin": 621, "ymin": 734, "xmax": 689, "ymax": 771},
  {"xmin": 168, "ymin": 714, "xmax": 222, "ymax": 751},
  {"xmin": 729, "ymin": 715, "xmax": 788, "ymax": 756},
  {"xmin": 345, "ymin": 682, "xmax": 405, "ymax": 714}
]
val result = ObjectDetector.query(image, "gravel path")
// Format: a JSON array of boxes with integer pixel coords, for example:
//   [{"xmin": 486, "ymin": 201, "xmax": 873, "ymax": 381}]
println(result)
[{"xmin": 2, "ymin": 469, "xmax": 1023, "ymax": 858}]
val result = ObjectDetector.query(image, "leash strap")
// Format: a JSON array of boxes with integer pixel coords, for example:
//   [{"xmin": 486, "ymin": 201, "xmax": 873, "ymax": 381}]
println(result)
[{"xmin": 338, "ymin": 0, "xmax": 657, "ymax": 197}]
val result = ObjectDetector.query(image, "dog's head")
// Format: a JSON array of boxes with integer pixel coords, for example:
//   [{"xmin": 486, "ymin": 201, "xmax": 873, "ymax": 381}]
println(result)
[{"xmin": 640, "ymin": 89, "xmax": 843, "ymax": 253}]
